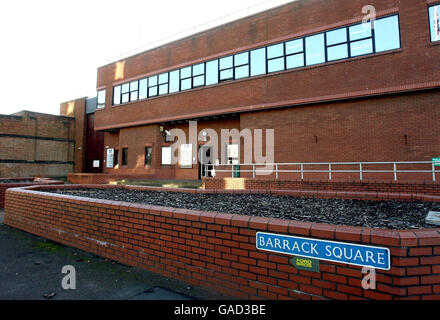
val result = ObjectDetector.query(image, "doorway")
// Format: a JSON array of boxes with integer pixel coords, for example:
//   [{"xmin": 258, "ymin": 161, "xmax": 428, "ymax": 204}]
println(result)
[{"xmin": 199, "ymin": 145, "xmax": 213, "ymax": 179}]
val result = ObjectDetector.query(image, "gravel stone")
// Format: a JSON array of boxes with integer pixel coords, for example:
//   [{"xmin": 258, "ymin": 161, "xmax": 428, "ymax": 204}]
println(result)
[{"xmin": 47, "ymin": 188, "xmax": 440, "ymax": 230}]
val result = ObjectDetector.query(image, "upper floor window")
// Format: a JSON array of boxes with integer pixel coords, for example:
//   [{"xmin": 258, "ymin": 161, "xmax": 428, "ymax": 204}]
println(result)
[
  {"xmin": 429, "ymin": 5, "xmax": 440, "ymax": 42},
  {"xmin": 111, "ymin": 14, "xmax": 401, "ymax": 106},
  {"xmin": 97, "ymin": 90, "xmax": 106, "ymax": 109}
]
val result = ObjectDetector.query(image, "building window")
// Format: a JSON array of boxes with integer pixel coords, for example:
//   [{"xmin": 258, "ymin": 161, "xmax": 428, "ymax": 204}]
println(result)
[
  {"xmin": 113, "ymin": 86, "xmax": 121, "ymax": 105},
  {"xmin": 305, "ymin": 33, "xmax": 325, "ymax": 66},
  {"xmin": 129, "ymin": 80, "xmax": 139, "ymax": 101},
  {"xmin": 97, "ymin": 90, "xmax": 106, "ymax": 109},
  {"xmin": 349, "ymin": 22, "xmax": 373, "ymax": 57},
  {"xmin": 326, "ymin": 28, "xmax": 348, "ymax": 61},
  {"xmin": 205, "ymin": 60, "xmax": 219, "ymax": 85},
  {"xmin": 122, "ymin": 148, "xmax": 128, "ymax": 166},
  {"xmin": 219, "ymin": 56, "xmax": 234, "ymax": 81},
  {"xmin": 250, "ymin": 47, "xmax": 266, "ymax": 76},
  {"xmin": 429, "ymin": 5, "xmax": 440, "ymax": 42},
  {"xmin": 139, "ymin": 78, "xmax": 148, "ymax": 100},
  {"xmin": 234, "ymin": 52, "xmax": 249, "ymax": 79},
  {"xmin": 111, "ymin": 14, "xmax": 400, "ymax": 106},
  {"xmin": 267, "ymin": 43, "xmax": 285, "ymax": 72},
  {"xmin": 145, "ymin": 147, "xmax": 152, "ymax": 166},
  {"xmin": 148, "ymin": 75, "xmax": 158, "ymax": 97},
  {"xmin": 114, "ymin": 149, "xmax": 119, "ymax": 168},
  {"xmin": 158, "ymin": 73, "xmax": 169, "ymax": 95},
  {"xmin": 121, "ymin": 83, "xmax": 130, "ymax": 104},
  {"xmin": 192, "ymin": 63, "xmax": 205, "ymax": 87},
  {"xmin": 374, "ymin": 15, "xmax": 400, "ymax": 52},
  {"xmin": 169, "ymin": 70, "xmax": 180, "ymax": 93},
  {"xmin": 285, "ymin": 39, "xmax": 305, "ymax": 69}
]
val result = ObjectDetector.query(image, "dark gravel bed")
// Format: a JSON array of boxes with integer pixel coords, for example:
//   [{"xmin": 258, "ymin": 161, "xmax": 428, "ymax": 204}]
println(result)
[
  {"xmin": 47, "ymin": 188, "xmax": 440, "ymax": 230},
  {"xmin": 0, "ymin": 179, "xmax": 35, "ymax": 184}
]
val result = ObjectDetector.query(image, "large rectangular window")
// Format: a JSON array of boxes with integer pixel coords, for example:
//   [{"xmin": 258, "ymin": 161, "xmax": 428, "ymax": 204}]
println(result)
[
  {"xmin": 206, "ymin": 59, "xmax": 219, "ymax": 85},
  {"xmin": 305, "ymin": 33, "xmax": 325, "ymax": 66},
  {"xmin": 97, "ymin": 89, "xmax": 106, "ymax": 109},
  {"xmin": 250, "ymin": 48, "xmax": 266, "ymax": 76},
  {"xmin": 139, "ymin": 78, "xmax": 148, "ymax": 100},
  {"xmin": 374, "ymin": 15, "xmax": 400, "ymax": 51},
  {"xmin": 429, "ymin": 5, "xmax": 440, "ymax": 42},
  {"xmin": 113, "ymin": 86, "xmax": 121, "ymax": 105}
]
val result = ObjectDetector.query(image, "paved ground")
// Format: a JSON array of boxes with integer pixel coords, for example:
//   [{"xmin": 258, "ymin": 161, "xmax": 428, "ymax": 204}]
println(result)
[{"xmin": 0, "ymin": 209, "xmax": 232, "ymax": 300}]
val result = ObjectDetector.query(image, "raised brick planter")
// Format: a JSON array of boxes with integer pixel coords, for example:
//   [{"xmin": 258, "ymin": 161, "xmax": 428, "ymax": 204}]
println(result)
[
  {"xmin": 203, "ymin": 178, "xmax": 440, "ymax": 196},
  {"xmin": 4, "ymin": 184, "xmax": 440, "ymax": 300},
  {"xmin": 0, "ymin": 178, "xmax": 63, "ymax": 208}
]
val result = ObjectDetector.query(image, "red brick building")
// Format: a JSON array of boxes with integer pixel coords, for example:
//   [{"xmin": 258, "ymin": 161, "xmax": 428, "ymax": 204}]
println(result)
[
  {"xmin": 0, "ymin": 111, "xmax": 75, "ymax": 178},
  {"xmin": 90, "ymin": 0, "xmax": 440, "ymax": 181}
]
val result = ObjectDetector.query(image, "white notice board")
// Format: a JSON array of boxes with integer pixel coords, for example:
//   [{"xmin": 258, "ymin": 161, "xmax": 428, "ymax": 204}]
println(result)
[
  {"xmin": 106, "ymin": 148, "xmax": 114, "ymax": 168},
  {"xmin": 180, "ymin": 144, "xmax": 193, "ymax": 168}
]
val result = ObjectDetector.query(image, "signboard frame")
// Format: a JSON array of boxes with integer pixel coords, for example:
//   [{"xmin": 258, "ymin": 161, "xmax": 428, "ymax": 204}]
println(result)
[
  {"xmin": 106, "ymin": 148, "xmax": 114, "ymax": 168},
  {"xmin": 256, "ymin": 232, "xmax": 391, "ymax": 271},
  {"xmin": 180, "ymin": 144, "xmax": 193, "ymax": 169}
]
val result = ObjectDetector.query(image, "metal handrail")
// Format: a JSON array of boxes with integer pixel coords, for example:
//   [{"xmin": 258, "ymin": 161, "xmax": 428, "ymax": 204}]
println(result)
[{"xmin": 202, "ymin": 161, "xmax": 440, "ymax": 182}]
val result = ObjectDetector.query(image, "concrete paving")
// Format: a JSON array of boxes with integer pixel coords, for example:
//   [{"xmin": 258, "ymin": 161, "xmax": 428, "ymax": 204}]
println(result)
[{"xmin": 0, "ymin": 209, "xmax": 232, "ymax": 300}]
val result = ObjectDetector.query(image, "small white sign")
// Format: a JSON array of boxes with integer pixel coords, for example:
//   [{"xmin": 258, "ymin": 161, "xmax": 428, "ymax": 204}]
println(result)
[
  {"xmin": 180, "ymin": 144, "xmax": 193, "ymax": 168},
  {"xmin": 93, "ymin": 160, "xmax": 100, "ymax": 168},
  {"xmin": 162, "ymin": 147, "xmax": 172, "ymax": 165},
  {"xmin": 106, "ymin": 149, "xmax": 114, "ymax": 168}
]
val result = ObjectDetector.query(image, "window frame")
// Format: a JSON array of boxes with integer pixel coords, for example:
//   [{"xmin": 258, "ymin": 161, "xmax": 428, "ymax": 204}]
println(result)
[
  {"xmin": 97, "ymin": 89, "xmax": 106, "ymax": 109},
  {"xmin": 180, "ymin": 66, "xmax": 193, "ymax": 91}
]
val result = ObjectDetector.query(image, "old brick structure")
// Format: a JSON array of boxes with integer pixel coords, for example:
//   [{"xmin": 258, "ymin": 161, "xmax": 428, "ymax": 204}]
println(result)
[
  {"xmin": 87, "ymin": 0, "xmax": 440, "ymax": 182},
  {"xmin": 0, "ymin": 111, "xmax": 75, "ymax": 178}
]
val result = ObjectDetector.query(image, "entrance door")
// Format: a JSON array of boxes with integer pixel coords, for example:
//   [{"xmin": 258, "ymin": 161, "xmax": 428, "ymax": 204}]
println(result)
[{"xmin": 199, "ymin": 145, "xmax": 213, "ymax": 179}]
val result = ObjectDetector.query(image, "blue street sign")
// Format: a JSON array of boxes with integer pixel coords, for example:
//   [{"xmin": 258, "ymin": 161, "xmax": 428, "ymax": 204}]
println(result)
[{"xmin": 256, "ymin": 232, "xmax": 390, "ymax": 270}]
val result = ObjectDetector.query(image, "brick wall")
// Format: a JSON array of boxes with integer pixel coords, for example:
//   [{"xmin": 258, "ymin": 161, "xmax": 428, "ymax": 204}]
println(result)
[
  {"xmin": 0, "ymin": 112, "xmax": 75, "ymax": 178},
  {"xmin": 60, "ymin": 98, "xmax": 87, "ymax": 173},
  {"xmin": 0, "ymin": 179, "xmax": 63, "ymax": 208},
  {"xmin": 203, "ymin": 178, "xmax": 440, "ymax": 198},
  {"xmin": 4, "ymin": 184, "xmax": 440, "ymax": 300}
]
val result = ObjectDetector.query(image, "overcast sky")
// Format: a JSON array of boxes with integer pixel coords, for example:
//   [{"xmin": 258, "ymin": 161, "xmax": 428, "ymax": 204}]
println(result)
[{"xmin": 0, "ymin": 0, "xmax": 292, "ymax": 116}]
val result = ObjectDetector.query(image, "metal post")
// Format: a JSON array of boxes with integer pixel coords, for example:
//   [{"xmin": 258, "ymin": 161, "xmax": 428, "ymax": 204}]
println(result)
[
  {"xmin": 329, "ymin": 164, "xmax": 332, "ymax": 180},
  {"xmin": 232, "ymin": 165, "xmax": 234, "ymax": 178},
  {"xmin": 301, "ymin": 164, "xmax": 304, "ymax": 180},
  {"xmin": 393, "ymin": 163, "xmax": 397, "ymax": 181},
  {"xmin": 360, "ymin": 163, "xmax": 363, "ymax": 181},
  {"xmin": 252, "ymin": 164, "xmax": 256, "ymax": 179},
  {"xmin": 275, "ymin": 164, "xmax": 279, "ymax": 179},
  {"xmin": 433, "ymin": 162, "xmax": 436, "ymax": 182}
]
